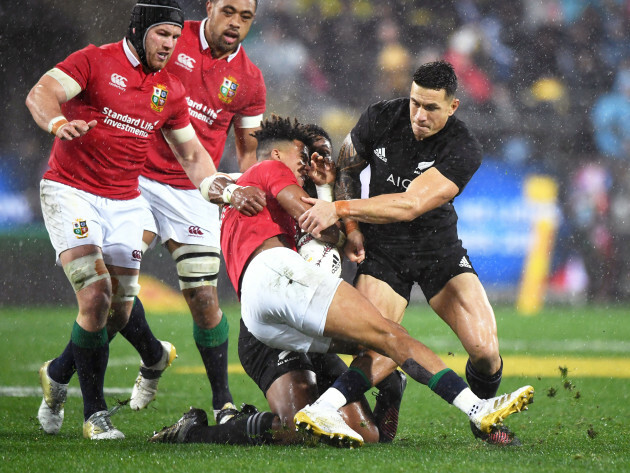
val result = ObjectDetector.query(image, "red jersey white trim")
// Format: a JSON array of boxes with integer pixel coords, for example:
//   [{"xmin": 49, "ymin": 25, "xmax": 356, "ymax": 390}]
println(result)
[
  {"xmin": 142, "ymin": 20, "xmax": 267, "ymax": 189},
  {"xmin": 220, "ymin": 160, "xmax": 299, "ymax": 296},
  {"xmin": 43, "ymin": 40, "xmax": 190, "ymax": 200}
]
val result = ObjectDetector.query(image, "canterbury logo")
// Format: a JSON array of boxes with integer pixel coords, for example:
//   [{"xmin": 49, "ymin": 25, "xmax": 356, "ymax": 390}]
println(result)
[
  {"xmin": 188, "ymin": 226, "xmax": 204, "ymax": 236},
  {"xmin": 176, "ymin": 53, "xmax": 196, "ymax": 71},
  {"xmin": 414, "ymin": 160, "xmax": 435, "ymax": 174},
  {"xmin": 374, "ymin": 147, "xmax": 387, "ymax": 162},
  {"xmin": 131, "ymin": 250, "xmax": 142, "ymax": 261},
  {"xmin": 459, "ymin": 256, "xmax": 472, "ymax": 269},
  {"xmin": 109, "ymin": 73, "xmax": 127, "ymax": 90}
]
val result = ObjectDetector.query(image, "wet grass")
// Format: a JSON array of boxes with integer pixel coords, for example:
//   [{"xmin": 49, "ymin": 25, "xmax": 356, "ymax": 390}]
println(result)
[{"xmin": 0, "ymin": 304, "xmax": 628, "ymax": 473}]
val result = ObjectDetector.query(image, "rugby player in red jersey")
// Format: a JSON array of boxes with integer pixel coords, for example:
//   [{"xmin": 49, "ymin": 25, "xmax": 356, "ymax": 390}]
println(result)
[
  {"xmin": 150, "ymin": 116, "xmax": 534, "ymax": 447},
  {"xmin": 25, "ymin": 0, "xmax": 241, "ymax": 440},
  {"xmin": 131, "ymin": 0, "xmax": 266, "ymax": 421}
]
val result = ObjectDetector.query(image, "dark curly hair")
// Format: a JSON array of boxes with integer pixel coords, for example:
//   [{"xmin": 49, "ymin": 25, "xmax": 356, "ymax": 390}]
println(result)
[
  {"xmin": 252, "ymin": 115, "xmax": 311, "ymax": 160},
  {"xmin": 303, "ymin": 123, "xmax": 332, "ymax": 145},
  {"xmin": 412, "ymin": 60, "xmax": 458, "ymax": 98}
]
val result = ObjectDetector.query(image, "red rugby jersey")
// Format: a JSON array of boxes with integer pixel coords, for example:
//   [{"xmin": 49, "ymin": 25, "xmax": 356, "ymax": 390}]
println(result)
[
  {"xmin": 43, "ymin": 40, "xmax": 190, "ymax": 200},
  {"xmin": 220, "ymin": 160, "xmax": 299, "ymax": 297},
  {"xmin": 142, "ymin": 20, "xmax": 267, "ymax": 189}
]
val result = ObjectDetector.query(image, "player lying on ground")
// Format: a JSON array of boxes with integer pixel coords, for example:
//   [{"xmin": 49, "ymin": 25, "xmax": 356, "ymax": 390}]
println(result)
[{"xmin": 151, "ymin": 115, "xmax": 534, "ymax": 447}]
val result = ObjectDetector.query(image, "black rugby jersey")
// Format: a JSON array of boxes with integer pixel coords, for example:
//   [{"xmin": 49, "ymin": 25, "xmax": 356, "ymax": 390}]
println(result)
[{"xmin": 350, "ymin": 97, "xmax": 482, "ymax": 251}]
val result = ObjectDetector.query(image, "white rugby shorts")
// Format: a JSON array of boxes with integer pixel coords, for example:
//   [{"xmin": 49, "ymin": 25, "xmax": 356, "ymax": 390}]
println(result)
[
  {"xmin": 240, "ymin": 247, "xmax": 342, "ymax": 353},
  {"xmin": 139, "ymin": 175, "xmax": 220, "ymax": 249},
  {"xmin": 40, "ymin": 179, "xmax": 150, "ymax": 269}
]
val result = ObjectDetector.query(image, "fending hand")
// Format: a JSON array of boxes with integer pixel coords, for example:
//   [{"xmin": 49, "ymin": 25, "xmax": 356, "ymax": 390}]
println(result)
[{"xmin": 230, "ymin": 186, "xmax": 266, "ymax": 216}]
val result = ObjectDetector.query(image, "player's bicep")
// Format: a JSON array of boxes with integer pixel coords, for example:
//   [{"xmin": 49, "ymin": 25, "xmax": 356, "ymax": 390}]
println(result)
[
  {"xmin": 163, "ymin": 125, "xmax": 198, "ymax": 161},
  {"xmin": 234, "ymin": 124, "xmax": 260, "ymax": 172},
  {"xmin": 335, "ymin": 133, "xmax": 368, "ymax": 201}
]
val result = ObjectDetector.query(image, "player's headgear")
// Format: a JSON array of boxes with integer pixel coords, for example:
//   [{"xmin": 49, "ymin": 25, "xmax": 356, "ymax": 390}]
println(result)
[{"xmin": 127, "ymin": 0, "xmax": 184, "ymax": 69}]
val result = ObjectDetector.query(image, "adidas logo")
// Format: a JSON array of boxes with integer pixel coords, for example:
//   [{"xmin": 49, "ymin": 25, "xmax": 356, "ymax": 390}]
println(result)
[
  {"xmin": 374, "ymin": 147, "xmax": 387, "ymax": 162},
  {"xmin": 459, "ymin": 256, "xmax": 472, "ymax": 269}
]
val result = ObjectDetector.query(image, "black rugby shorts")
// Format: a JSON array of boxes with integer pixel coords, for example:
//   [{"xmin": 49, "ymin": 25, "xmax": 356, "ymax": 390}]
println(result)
[
  {"xmin": 355, "ymin": 239, "xmax": 477, "ymax": 303},
  {"xmin": 238, "ymin": 320, "xmax": 349, "ymax": 395}
]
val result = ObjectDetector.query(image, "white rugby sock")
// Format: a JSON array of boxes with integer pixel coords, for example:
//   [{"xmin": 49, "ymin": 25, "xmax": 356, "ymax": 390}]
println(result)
[
  {"xmin": 313, "ymin": 387, "xmax": 347, "ymax": 410},
  {"xmin": 452, "ymin": 387, "xmax": 483, "ymax": 417}
]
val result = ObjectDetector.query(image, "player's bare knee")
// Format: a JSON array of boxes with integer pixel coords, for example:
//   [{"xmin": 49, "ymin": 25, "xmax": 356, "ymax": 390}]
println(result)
[
  {"xmin": 468, "ymin": 347, "xmax": 501, "ymax": 374},
  {"xmin": 172, "ymin": 244, "xmax": 220, "ymax": 291}
]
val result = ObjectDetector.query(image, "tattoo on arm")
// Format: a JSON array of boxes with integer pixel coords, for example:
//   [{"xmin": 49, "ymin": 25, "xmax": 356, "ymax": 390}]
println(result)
[{"xmin": 335, "ymin": 134, "xmax": 368, "ymax": 201}]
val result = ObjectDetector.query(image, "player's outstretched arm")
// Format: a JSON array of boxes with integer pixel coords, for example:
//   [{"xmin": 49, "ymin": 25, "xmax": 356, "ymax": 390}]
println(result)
[
  {"xmin": 300, "ymin": 168, "xmax": 460, "ymax": 236},
  {"xmin": 165, "ymin": 129, "xmax": 217, "ymax": 188},
  {"xmin": 26, "ymin": 73, "xmax": 96, "ymax": 140}
]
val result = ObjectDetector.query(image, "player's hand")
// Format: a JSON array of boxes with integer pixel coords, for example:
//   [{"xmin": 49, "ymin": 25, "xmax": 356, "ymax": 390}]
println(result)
[
  {"xmin": 56, "ymin": 119, "xmax": 97, "ymax": 140},
  {"xmin": 344, "ymin": 228, "xmax": 365, "ymax": 263},
  {"xmin": 307, "ymin": 152, "xmax": 336, "ymax": 186},
  {"xmin": 230, "ymin": 185, "xmax": 266, "ymax": 217},
  {"xmin": 299, "ymin": 196, "xmax": 338, "ymax": 238}
]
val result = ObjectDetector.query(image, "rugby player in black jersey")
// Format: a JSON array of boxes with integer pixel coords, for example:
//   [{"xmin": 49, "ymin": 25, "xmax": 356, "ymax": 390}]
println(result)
[{"xmin": 299, "ymin": 60, "xmax": 521, "ymax": 446}]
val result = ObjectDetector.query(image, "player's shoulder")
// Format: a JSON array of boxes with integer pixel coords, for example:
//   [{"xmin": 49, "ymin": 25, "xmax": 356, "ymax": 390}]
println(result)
[
  {"xmin": 180, "ymin": 21, "xmax": 202, "ymax": 46},
  {"xmin": 359, "ymin": 97, "xmax": 407, "ymax": 131},
  {"xmin": 444, "ymin": 115, "xmax": 478, "ymax": 142},
  {"xmin": 364, "ymin": 97, "xmax": 407, "ymax": 119},
  {"xmin": 441, "ymin": 115, "xmax": 483, "ymax": 156}
]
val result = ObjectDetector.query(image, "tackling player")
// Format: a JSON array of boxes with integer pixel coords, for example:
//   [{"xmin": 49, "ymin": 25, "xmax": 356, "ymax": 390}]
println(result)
[
  {"xmin": 151, "ymin": 115, "xmax": 534, "ymax": 447},
  {"xmin": 130, "ymin": 0, "xmax": 266, "ymax": 422},
  {"xmin": 299, "ymin": 61, "xmax": 521, "ymax": 445},
  {"xmin": 26, "ymin": 0, "xmax": 226, "ymax": 439}
]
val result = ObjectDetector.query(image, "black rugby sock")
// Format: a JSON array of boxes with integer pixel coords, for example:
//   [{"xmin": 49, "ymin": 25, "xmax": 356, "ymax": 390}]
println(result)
[
  {"xmin": 48, "ymin": 340, "xmax": 76, "ymax": 384},
  {"xmin": 187, "ymin": 412, "xmax": 276, "ymax": 445},
  {"xmin": 120, "ymin": 297, "xmax": 163, "ymax": 367},
  {"xmin": 428, "ymin": 368, "xmax": 469, "ymax": 404},
  {"xmin": 466, "ymin": 357, "xmax": 503, "ymax": 399},
  {"xmin": 194, "ymin": 316, "xmax": 233, "ymax": 410},
  {"xmin": 70, "ymin": 323, "xmax": 109, "ymax": 419},
  {"xmin": 329, "ymin": 367, "xmax": 372, "ymax": 404}
]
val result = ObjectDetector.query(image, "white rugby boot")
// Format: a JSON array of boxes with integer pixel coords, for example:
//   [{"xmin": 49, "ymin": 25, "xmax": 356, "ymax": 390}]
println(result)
[
  {"xmin": 130, "ymin": 340, "xmax": 177, "ymax": 410},
  {"xmin": 37, "ymin": 360, "xmax": 68, "ymax": 434}
]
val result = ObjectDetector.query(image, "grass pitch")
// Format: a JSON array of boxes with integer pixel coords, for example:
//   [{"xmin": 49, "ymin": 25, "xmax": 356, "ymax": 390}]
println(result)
[{"xmin": 0, "ymin": 304, "xmax": 629, "ymax": 473}]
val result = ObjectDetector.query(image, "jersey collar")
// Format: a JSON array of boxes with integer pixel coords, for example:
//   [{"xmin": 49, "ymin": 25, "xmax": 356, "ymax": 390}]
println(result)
[
  {"xmin": 123, "ymin": 38, "xmax": 141, "ymax": 68},
  {"xmin": 200, "ymin": 18, "xmax": 241, "ymax": 62}
]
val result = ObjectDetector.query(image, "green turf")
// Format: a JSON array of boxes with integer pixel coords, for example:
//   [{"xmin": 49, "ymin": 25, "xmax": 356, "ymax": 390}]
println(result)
[{"xmin": 0, "ymin": 304, "xmax": 629, "ymax": 473}]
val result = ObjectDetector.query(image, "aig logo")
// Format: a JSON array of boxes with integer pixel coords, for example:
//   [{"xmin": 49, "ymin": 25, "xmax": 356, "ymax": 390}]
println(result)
[
  {"xmin": 109, "ymin": 73, "xmax": 127, "ymax": 90},
  {"xmin": 176, "ymin": 53, "xmax": 196, "ymax": 71}
]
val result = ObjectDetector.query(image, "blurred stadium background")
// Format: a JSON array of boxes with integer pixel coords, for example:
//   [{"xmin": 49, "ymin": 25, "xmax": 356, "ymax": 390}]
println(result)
[{"xmin": 3, "ymin": 0, "xmax": 630, "ymax": 310}]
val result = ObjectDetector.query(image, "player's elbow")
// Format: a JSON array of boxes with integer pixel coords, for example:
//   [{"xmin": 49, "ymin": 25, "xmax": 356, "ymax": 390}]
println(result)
[
  {"xmin": 400, "ymin": 196, "xmax": 424, "ymax": 221},
  {"xmin": 25, "ymin": 88, "xmax": 38, "ymax": 115}
]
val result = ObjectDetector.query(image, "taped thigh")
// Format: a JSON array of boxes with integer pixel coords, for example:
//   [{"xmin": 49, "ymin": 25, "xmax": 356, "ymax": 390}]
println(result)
[
  {"xmin": 172, "ymin": 244, "xmax": 220, "ymax": 290},
  {"xmin": 111, "ymin": 274, "xmax": 141, "ymax": 303},
  {"xmin": 63, "ymin": 253, "xmax": 109, "ymax": 292}
]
